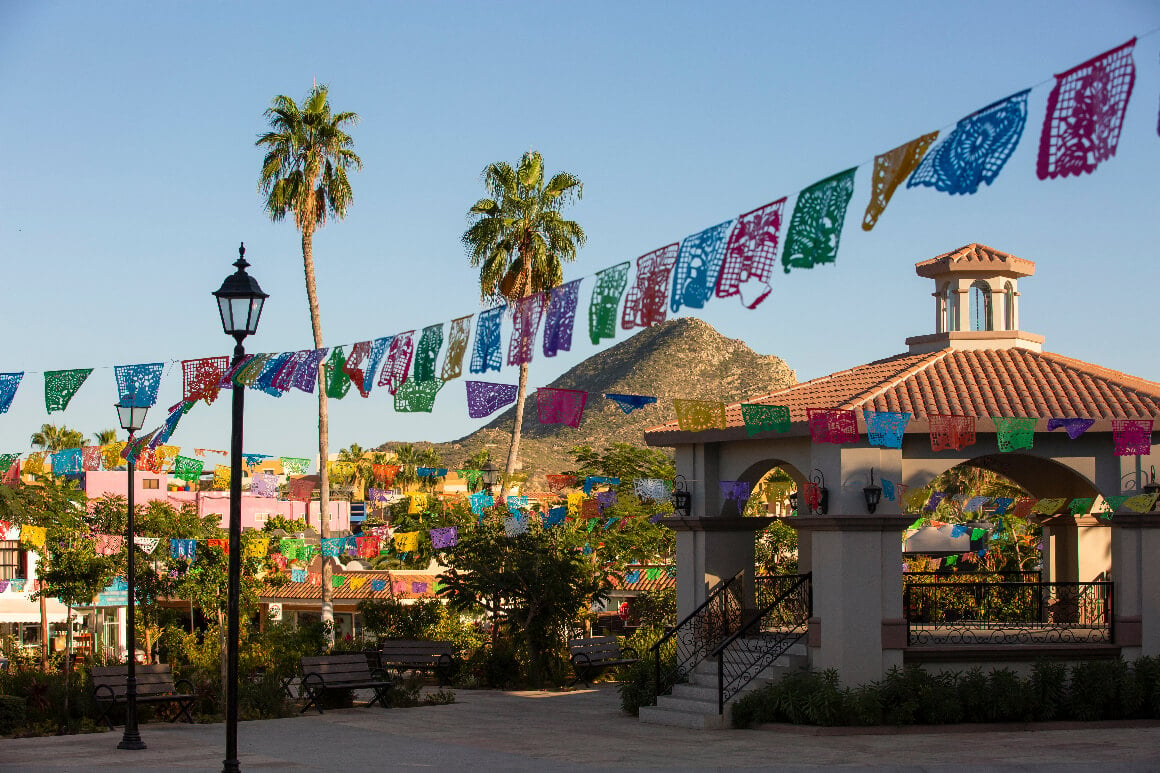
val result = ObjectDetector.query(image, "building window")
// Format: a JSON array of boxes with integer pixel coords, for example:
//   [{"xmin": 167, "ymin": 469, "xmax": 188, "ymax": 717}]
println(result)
[
  {"xmin": 969, "ymin": 280, "xmax": 993, "ymax": 332},
  {"xmin": 141, "ymin": 479, "xmax": 159, "ymax": 490},
  {"xmin": 254, "ymin": 512, "xmax": 268, "ymax": 523},
  {"xmin": 0, "ymin": 540, "xmax": 26, "ymax": 581}
]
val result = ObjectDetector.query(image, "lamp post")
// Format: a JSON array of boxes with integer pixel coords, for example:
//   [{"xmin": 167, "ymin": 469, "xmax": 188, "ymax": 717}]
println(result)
[
  {"xmin": 114, "ymin": 399, "xmax": 148, "ymax": 751},
  {"xmin": 212, "ymin": 243, "xmax": 267, "ymax": 773}
]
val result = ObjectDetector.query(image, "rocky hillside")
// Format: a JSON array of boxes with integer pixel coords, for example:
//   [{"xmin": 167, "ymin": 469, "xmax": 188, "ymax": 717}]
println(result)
[{"xmin": 380, "ymin": 317, "xmax": 796, "ymax": 480}]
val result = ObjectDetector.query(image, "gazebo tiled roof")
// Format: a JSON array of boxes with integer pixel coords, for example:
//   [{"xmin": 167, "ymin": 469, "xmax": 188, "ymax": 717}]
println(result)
[
  {"xmin": 645, "ymin": 348, "xmax": 1160, "ymax": 444},
  {"xmin": 914, "ymin": 243, "xmax": 1036, "ymax": 278},
  {"xmin": 645, "ymin": 245, "xmax": 1160, "ymax": 445}
]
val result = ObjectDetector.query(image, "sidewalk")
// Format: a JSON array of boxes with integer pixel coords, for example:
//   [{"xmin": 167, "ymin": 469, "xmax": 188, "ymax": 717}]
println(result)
[{"xmin": 3, "ymin": 685, "xmax": 1160, "ymax": 771}]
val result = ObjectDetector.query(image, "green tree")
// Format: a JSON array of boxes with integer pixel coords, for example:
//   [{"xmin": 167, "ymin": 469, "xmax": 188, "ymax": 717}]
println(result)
[
  {"xmin": 257, "ymin": 83, "xmax": 362, "ymax": 639},
  {"xmin": 0, "ymin": 477, "xmax": 91, "ymax": 675},
  {"xmin": 29, "ymin": 424, "xmax": 85, "ymax": 454},
  {"xmin": 391, "ymin": 443, "xmax": 420, "ymax": 492},
  {"xmin": 417, "ymin": 447, "xmax": 445, "ymax": 493},
  {"xmin": 463, "ymin": 151, "xmax": 585, "ymax": 492},
  {"xmin": 439, "ymin": 518, "xmax": 607, "ymax": 688},
  {"xmin": 92, "ymin": 429, "xmax": 119, "ymax": 446}
]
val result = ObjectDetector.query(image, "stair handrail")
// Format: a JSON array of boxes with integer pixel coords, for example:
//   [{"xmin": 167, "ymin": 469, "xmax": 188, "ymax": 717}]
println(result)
[
  {"xmin": 648, "ymin": 570, "xmax": 744, "ymax": 704},
  {"xmin": 710, "ymin": 572, "xmax": 812, "ymax": 714}
]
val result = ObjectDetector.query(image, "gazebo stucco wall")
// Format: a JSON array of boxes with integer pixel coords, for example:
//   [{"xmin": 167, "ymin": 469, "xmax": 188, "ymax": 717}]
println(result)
[{"xmin": 645, "ymin": 245, "xmax": 1160, "ymax": 686}]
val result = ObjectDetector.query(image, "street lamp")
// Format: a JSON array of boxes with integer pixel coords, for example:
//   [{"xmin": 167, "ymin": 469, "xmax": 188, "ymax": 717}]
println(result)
[
  {"xmin": 114, "ymin": 398, "xmax": 148, "ymax": 751},
  {"xmin": 481, "ymin": 461, "xmax": 499, "ymax": 496},
  {"xmin": 212, "ymin": 243, "xmax": 267, "ymax": 773}
]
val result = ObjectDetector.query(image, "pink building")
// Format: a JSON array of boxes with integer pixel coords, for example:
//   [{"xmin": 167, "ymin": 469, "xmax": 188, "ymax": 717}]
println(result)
[{"xmin": 83, "ymin": 471, "xmax": 350, "ymax": 532}]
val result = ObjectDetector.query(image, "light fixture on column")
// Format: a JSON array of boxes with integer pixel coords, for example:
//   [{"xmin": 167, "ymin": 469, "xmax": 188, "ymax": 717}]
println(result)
[
  {"xmin": 807, "ymin": 468, "xmax": 828, "ymax": 515},
  {"xmin": 671, "ymin": 475, "xmax": 692, "ymax": 518},
  {"xmin": 863, "ymin": 468, "xmax": 883, "ymax": 514}
]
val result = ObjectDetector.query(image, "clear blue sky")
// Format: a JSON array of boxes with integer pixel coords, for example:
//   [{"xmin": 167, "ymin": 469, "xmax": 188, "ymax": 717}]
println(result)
[{"xmin": 2, "ymin": 1, "xmax": 1158, "ymax": 462}]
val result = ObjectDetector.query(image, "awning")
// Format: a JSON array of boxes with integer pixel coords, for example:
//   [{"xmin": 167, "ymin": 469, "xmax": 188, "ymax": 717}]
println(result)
[{"xmin": 0, "ymin": 597, "xmax": 70, "ymax": 624}]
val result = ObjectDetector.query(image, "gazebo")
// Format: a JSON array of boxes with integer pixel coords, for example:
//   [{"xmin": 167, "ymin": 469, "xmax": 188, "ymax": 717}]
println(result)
[{"xmin": 644, "ymin": 244, "xmax": 1160, "ymax": 695}]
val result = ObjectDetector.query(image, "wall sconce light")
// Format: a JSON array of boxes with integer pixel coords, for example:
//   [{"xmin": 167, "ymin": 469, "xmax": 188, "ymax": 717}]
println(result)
[
  {"xmin": 672, "ymin": 475, "xmax": 692, "ymax": 518},
  {"xmin": 1144, "ymin": 465, "xmax": 1160, "ymax": 498},
  {"xmin": 863, "ymin": 468, "xmax": 883, "ymax": 514},
  {"xmin": 807, "ymin": 468, "xmax": 828, "ymax": 515}
]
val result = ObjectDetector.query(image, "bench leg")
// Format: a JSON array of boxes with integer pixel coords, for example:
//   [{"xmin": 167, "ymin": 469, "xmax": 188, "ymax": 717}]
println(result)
[
  {"xmin": 174, "ymin": 697, "xmax": 195, "ymax": 724},
  {"xmin": 300, "ymin": 686, "xmax": 323, "ymax": 714},
  {"xmin": 366, "ymin": 684, "xmax": 390, "ymax": 709},
  {"xmin": 96, "ymin": 701, "xmax": 115, "ymax": 730}
]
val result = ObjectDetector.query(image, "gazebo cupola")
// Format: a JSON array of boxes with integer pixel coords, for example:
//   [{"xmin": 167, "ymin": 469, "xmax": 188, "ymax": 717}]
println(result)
[{"xmin": 905, "ymin": 243, "xmax": 1043, "ymax": 355}]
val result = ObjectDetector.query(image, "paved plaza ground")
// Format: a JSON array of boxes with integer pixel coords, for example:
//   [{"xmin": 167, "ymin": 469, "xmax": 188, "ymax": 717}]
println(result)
[{"xmin": 3, "ymin": 685, "xmax": 1160, "ymax": 772}]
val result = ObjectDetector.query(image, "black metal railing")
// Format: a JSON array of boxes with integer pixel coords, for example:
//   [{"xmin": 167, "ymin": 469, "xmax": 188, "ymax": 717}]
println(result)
[
  {"xmin": 904, "ymin": 570, "xmax": 1041, "ymax": 582},
  {"xmin": 649, "ymin": 571, "xmax": 743, "ymax": 704},
  {"xmin": 904, "ymin": 580, "xmax": 1113, "ymax": 645},
  {"xmin": 711, "ymin": 573, "xmax": 812, "ymax": 714}
]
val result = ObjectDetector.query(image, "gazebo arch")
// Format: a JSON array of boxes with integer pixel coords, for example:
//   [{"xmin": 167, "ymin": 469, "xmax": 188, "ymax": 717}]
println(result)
[{"xmin": 645, "ymin": 244, "xmax": 1160, "ymax": 696}]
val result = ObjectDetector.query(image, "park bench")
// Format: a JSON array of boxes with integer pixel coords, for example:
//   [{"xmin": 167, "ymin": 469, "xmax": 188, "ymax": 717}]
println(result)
[
  {"xmin": 568, "ymin": 635, "xmax": 639, "ymax": 687},
  {"xmin": 91, "ymin": 663, "xmax": 196, "ymax": 729},
  {"xmin": 299, "ymin": 653, "xmax": 392, "ymax": 714},
  {"xmin": 377, "ymin": 640, "xmax": 456, "ymax": 686}
]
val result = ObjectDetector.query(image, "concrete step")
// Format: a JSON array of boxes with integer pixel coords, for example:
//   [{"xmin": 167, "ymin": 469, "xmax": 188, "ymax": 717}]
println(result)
[
  {"xmin": 656, "ymin": 694, "xmax": 720, "ymax": 714},
  {"xmin": 638, "ymin": 704, "xmax": 725, "ymax": 730},
  {"xmin": 671, "ymin": 682, "xmax": 718, "ymax": 702}
]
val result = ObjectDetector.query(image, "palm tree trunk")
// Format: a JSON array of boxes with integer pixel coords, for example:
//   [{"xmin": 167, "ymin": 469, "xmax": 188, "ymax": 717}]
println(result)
[
  {"xmin": 301, "ymin": 227, "xmax": 334, "ymax": 644},
  {"xmin": 502, "ymin": 362, "xmax": 530, "ymax": 496}
]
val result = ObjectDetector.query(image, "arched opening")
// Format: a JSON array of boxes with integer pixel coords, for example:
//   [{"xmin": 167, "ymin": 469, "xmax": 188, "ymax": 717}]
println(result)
[
  {"xmin": 969, "ymin": 280, "xmax": 993, "ymax": 332},
  {"xmin": 735, "ymin": 460, "xmax": 805, "ymax": 578},
  {"xmin": 1003, "ymin": 281, "xmax": 1015, "ymax": 330}
]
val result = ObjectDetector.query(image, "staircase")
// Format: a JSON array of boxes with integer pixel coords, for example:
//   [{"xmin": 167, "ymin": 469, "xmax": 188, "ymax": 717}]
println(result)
[{"xmin": 638, "ymin": 640, "xmax": 808, "ymax": 729}]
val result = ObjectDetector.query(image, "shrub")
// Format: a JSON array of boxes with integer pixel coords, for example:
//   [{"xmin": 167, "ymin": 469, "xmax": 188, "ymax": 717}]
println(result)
[
  {"xmin": 463, "ymin": 641, "xmax": 521, "ymax": 689},
  {"xmin": 0, "ymin": 695, "xmax": 27, "ymax": 735},
  {"xmin": 986, "ymin": 668, "xmax": 1032, "ymax": 722},
  {"xmin": 617, "ymin": 626, "xmax": 670, "ymax": 716},
  {"xmin": 1028, "ymin": 660, "xmax": 1067, "ymax": 721},
  {"xmin": 731, "ymin": 658, "xmax": 1160, "ymax": 729},
  {"xmin": 1066, "ymin": 659, "xmax": 1136, "ymax": 720},
  {"xmin": 237, "ymin": 671, "xmax": 295, "ymax": 720}
]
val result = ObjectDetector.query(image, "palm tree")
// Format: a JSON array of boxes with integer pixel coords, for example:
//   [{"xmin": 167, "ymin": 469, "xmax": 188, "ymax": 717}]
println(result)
[
  {"xmin": 257, "ymin": 83, "xmax": 362, "ymax": 637},
  {"xmin": 92, "ymin": 429, "xmax": 118, "ymax": 446},
  {"xmin": 336, "ymin": 443, "xmax": 373, "ymax": 500},
  {"xmin": 30, "ymin": 424, "xmax": 85, "ymax": 453},
  {"xmin": 462, "ymin": 151, "xmax": 585, "ymax": 491},
  {"xmin": 416, "ymin": 447, "xmax": 445, "ymax": 493},
  {"xmin": 392, "ymin": 444, "xmax": 420, "ymax": 493}
]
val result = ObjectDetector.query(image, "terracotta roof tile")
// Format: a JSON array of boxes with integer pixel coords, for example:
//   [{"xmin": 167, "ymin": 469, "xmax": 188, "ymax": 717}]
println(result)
[
  {"xmin": 914, "ymin": 243, "xmax": 1036, "ymax": 278},
  {"xmin": 646, "ymin": 347, "xmax": 1160, "ymax": 442}
]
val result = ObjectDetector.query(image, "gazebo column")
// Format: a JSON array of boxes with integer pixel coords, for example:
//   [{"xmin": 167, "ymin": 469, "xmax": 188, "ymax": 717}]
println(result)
[
  {"xmin": 790, "ymin": 515, "xmax": 913, "ymax": 687},
  {"xmin": 667, "ymin": 518, "xmax": 777, "ymax": 620},
  {"xmin": 1110, "ymin": 514, "xmax": 1160, "ymax": 658}
]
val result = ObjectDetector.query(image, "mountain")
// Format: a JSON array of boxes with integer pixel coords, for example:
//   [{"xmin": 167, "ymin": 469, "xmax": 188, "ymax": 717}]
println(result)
[{"xmin": 379, "ymin": 317, "xmax": 796, "ymax": 481}]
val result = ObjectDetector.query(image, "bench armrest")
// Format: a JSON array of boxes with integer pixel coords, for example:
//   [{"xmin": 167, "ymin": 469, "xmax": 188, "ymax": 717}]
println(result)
[
  {"xmin": 93, "ymin": 684, "xmax": 116, "ymax": 702},
  {"xmin": 570, "ymin": 652, "xmax": 593, "ymax": 668},
  {"xmin": 369, "ymin": 667, "xmax": 393, "ymax": 685},
  {"xmin": 174, "ymin": 678, "xmax": 196, "ymax": 695},
  {"xmin": 301, "ymin": 672, "xmax": 328, "ymax": 692},
  {"xmin": 620, "ymin": 645, "xmax": 639, "ymax": 660}
]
